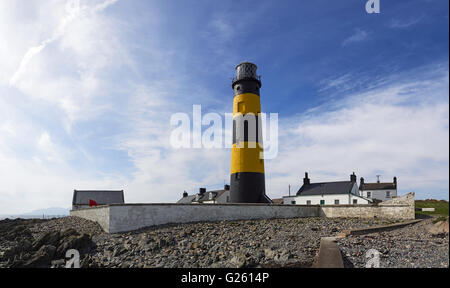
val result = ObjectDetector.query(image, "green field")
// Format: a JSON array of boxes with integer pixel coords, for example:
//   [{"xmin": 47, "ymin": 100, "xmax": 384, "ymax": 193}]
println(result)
[{"xmin": 415, "ymin": 199, "xmax": 449, "ymax": 217}]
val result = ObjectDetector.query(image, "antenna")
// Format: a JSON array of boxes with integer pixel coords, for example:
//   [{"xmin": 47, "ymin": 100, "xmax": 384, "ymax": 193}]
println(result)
[{"xmin": 288, "ymin": 184, "xmax": 291, "ymax": 197}]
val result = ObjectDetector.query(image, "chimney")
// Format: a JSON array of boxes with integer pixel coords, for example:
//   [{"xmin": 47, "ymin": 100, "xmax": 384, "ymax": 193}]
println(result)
[
  {"xmin": 183, "ymin": 191, "xmax": 188, "ymax": 198},
  {"xmin": 199, "ymin": 188, "xmax": 206, "ymax": 195},
  {"xmin": 360, "ymin": 177, "xmax": 364, "ymax": 188},
  {"xmin": 350, "ymin": 172, "xmax": 357, "ymax": 183},
  {"xmin": 303, "ymin": 172, "xmax": 310, "ymax": 186},
  {"xmin": 393, "ymin": 177, "xmax": 397, "ymax": 187},
  {"xmin": 224, "ymin": 184, "xmax": 230, "ymax": 191}
]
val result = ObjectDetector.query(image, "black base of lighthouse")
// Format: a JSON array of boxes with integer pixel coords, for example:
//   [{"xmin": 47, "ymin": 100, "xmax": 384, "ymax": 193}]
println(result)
[{"xmin": 229, "ymin": 172, "xmax": 271, "ymax": 203}]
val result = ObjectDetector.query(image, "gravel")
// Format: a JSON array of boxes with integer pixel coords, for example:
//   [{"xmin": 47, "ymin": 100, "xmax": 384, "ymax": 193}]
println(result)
[{"xmin": 338, "ymin": 218, "xmax": 449, "ymax": 268}]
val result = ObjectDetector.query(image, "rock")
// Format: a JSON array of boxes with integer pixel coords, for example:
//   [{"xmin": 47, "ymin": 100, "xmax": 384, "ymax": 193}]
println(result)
[
  {"xmin": 32, "ymin": 231, "xmax": 60, "ymax": 251},
  {"xmin": 56, "ymin": 233, "xmax": 93, "ymax": 258},
  {"xmin": 274, "ymin": 249, "xmax": 290, "ymax": 263},
  {"xmin": 427, "ymin": 219, "xmax": 449, "ymax": 235},
  {"xmin": 51, "ymin": 259, "xmax": 66, "ymax": 268},
  {"xmin": 229, "ymin": 254, "xmax": 246, "ymax": 268},
  {"xmin": 61, "ymin": 228, "xmax": 79, "ymax": 238},
  {"xmin": 22, "ymin": 245, "xmax": 57, "ymax": 268},
  {"xmin": 2, "ymin": 216, "xmax": 447, "ymax": 269},
  {"xmin": 264, "ymin": 248, "xmax": 276, "ymax": 259}
]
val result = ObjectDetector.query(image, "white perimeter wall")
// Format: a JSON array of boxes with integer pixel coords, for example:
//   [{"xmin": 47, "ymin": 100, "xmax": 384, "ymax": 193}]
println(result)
[
  {"xmin": 70, "ymin": 193, "xmax": 414, "ymax": 234},
  {"xmin": 72, "ymin": 204, "xmax": 319, "ymax": 233}
]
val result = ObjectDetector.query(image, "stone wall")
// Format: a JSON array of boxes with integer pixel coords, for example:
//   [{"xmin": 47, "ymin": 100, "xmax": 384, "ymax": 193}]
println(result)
[{"xmin": 320, "ymin": 192, "xmax": 415, "ymax": 220}]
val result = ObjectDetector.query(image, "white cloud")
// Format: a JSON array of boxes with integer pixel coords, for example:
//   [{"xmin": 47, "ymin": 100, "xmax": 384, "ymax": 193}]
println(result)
[
  {"xmin": 266, "ymin": 65, "xmax": 449, "ymax": 200},
  {"xmin": 389, "ymin": 16, "xmax": 424, "ymax": 29},
  {"xmin": 342, "ymin": 28, "xmax": 369, "ymax": 46},
  {"xmin": 3, "ymin": 0, "xmax": 123, "ymax": 128}
]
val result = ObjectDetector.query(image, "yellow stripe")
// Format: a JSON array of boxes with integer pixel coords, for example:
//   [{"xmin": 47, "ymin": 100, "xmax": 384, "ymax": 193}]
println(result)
[
  {"xmin": 233, "ymin": 93, "xmax": 261, "ymax": 116},
  {"xmin": 230, "ymin": 142, "xmax": 265, "ymax": 174}
]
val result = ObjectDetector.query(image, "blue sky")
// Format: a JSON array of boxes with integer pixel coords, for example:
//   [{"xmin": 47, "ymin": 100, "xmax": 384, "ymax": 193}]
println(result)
[{"xmin": 0, "ymin": 0, "xmax": 448, "ymax": 214}]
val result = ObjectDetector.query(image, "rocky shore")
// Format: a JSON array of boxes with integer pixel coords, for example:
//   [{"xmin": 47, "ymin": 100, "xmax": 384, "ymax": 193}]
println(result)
[{"xmin": 0, "ymin": 216, "xmax": 447, "ymax": 268}]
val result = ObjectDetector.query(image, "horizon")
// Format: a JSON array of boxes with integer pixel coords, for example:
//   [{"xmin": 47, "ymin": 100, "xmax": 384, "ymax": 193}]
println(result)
[{"xmin": 0, "ymin": 0, "xmax": 449, "ymax": 214}]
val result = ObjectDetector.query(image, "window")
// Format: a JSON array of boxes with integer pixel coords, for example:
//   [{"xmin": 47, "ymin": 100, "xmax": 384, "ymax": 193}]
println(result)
[
  {"xmin": 386, "ymin": 191, "xmax": 391, "ymax": 198},
  {"xmin": 367, "ymin": 192, "xmax": 371, "ymax": 198},
  {"xmin": 306, "ymin": 200, "xmax": 311, "ymax": 205},
  {"xmin": 353, "ymin": 199, "xmax": 358, "ymax": 204},
  {"xmin": 320, "ymin": 200, "xmax": 325, "ymax": 205},
  {"xmin": 226, "ymin": 196, "xmax": 230, "ymax": 202},
  {"xmin": 291, "ymin": 201, "xmax": 296, "ymax": 205},
  {"xmin": 334, "ymin": 199, "xmax": 340, "ymax": 205}
]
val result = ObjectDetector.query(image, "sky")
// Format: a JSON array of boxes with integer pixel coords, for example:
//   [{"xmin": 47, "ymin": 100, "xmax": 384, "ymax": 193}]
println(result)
[{"xmin": 0, "ymin": 0, "xmax": 448, "ymax": 214}]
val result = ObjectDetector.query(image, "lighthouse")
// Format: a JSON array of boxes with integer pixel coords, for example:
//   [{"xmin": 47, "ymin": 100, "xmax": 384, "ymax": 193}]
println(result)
[{"xmin": 230, "ymin": 62, "xmax": 271, "ymax": 203}]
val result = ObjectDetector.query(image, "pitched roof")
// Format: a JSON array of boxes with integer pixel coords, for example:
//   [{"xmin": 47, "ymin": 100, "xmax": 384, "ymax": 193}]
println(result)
[
  {"xmin": 296, "ymin": 181, "xmax": 355, "ymax": 196},
  {"xmin": 72, "ymin": 190, "xmax": 124, "ymax": 206},
  {"xmin": 360, "ymin": 183, "xmax": 396, "ymax": 190},
  {"xmin": 177, "ymin": 189, "xmax": 228, "ymax": 203},
  {"xmin": 177, "ymin": 194, "xmax": 197, "ymax": 204}
]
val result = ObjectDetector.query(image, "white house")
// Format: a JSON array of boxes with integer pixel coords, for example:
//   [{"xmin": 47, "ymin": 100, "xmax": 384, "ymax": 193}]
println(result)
[
  {"xmin": 177, "ymin": 186, "xmax": 231, "ymax": 204},
  {"xmin": 359, "ymin": 176, "xmax": 398, "ymax": 202},
  {"xmin": 283, "ymin": 173, "xmax": 372, "ymax": 205}
]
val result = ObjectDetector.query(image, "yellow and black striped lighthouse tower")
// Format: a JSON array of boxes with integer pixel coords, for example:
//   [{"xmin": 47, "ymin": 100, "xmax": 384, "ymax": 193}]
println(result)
[{"xmin": 230, "ymin": 62, "xmax": 271, "ymax": 203}]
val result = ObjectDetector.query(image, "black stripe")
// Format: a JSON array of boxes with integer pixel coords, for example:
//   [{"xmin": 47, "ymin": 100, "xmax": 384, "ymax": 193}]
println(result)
[
  {"xmin": 233, "ymin": 79, "xmax": 260, "ymax": 97},
  {"xmin": 229, "ymin": 172, "xmax": 269, "ymax": 203}
]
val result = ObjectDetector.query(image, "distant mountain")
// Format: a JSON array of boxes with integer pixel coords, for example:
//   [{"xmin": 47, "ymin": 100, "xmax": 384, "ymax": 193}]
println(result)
[{"xmin": 22, "ymin": 207, "xmax": 70, "ymax": 216}]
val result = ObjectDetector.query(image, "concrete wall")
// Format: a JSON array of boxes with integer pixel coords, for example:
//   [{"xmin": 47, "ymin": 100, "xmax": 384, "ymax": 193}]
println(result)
[
  {"xmin": 72, "ymin": 203, "xmax": 319, "ymax": 233},
  {"xmin": 70, "ymin": 206, "xmax": 110, "ymax": 232},
  {"xmin": 71, "ymin": 193, "xmax": 415, "ymax": 233}
]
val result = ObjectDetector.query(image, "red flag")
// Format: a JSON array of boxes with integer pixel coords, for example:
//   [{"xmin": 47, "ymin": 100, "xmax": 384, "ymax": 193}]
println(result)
[{"xmin": 89, "ymin": 199, "xmax": 98, "ymax": 207}]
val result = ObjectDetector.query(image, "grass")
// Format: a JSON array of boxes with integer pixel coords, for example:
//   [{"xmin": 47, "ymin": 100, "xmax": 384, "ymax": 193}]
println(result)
[{"xmin": 415, "ymin": 199, "xmax": 449, "ymax": 217}]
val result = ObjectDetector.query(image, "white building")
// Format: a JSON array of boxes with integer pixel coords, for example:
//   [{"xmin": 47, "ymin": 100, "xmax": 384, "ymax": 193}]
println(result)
[
  {"xmin": 177, "ymin": 186, "xmax": 231, "ymax": 204},
  {"xmin": 359, "ymin": 176, "xmax": 398, "ymax": 202},
  {"xmin": 283, "ymin": 173, "xmax": 372, "ymax": 205}
]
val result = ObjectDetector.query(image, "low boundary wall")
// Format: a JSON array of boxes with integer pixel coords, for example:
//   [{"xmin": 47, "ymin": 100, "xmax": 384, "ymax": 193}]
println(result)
[
  {"xmin": 71, "ymin": 193, "xmax": 415, "ymax": 233},
  {"xmin": 71, "ymin": 203, "xmax": 319, "ymax": 233}
]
